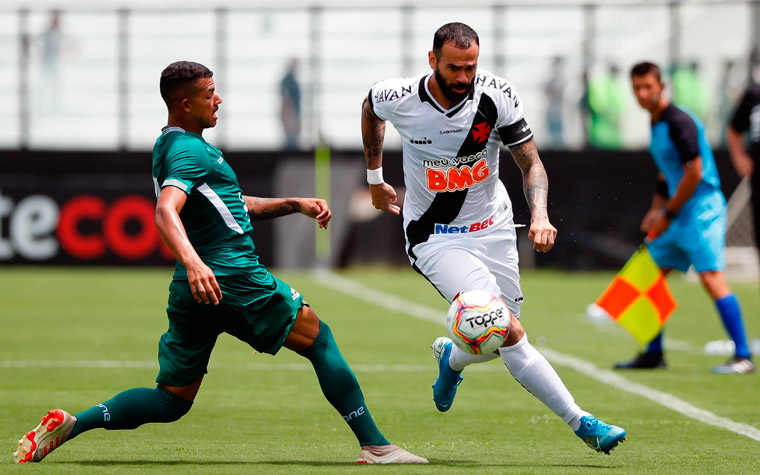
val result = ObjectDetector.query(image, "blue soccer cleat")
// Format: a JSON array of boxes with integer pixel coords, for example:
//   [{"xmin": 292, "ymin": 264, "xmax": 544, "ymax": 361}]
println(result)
[
  {"xmin": 574, "ymin": 415, "xmax": 626, "ymax": 454},
  {"xmin": 431, "ymin": 337, "xmax": 463, "ymax": 412}
]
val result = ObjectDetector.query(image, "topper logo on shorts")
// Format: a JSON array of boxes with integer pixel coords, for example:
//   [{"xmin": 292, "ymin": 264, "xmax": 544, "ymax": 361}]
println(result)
[
  {"xmin": 426, "ymin": 155, "xmax": 490, "ymax": 192},
  {"xmin": 435, "ymin": 215, "xmax": 494, "ymax": 235},
  {"xmin": 464, "ymin": 307, "xmax": 505, "ymax": 329}
]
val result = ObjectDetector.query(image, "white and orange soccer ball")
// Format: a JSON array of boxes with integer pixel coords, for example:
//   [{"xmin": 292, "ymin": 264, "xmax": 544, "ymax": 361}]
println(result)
[{"xmin": 446, "ymin": 290, "xmax": 511, "ymax": 355}]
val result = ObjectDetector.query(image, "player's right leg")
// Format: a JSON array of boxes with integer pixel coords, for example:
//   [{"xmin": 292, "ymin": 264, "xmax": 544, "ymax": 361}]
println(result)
[
  {"xmin": 416, "ymin": 245, "xmax": 509, "ymax": 411},
  {"xmin": 287, "ymin": 305, "xmax": 427, "ymax": 464},
  {"xmin": 14, "ymin": 383, "xmax": 196, "ymax": 463},
  {"xmin": 288, "ymin": 307, "xmax": 428, "ymax": 464}
]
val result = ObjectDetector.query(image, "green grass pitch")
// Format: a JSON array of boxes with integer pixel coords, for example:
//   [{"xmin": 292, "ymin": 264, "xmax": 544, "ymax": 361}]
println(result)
[{"xmin": 1, "ymin": 266, "xmax": 759, "ymax": 473}]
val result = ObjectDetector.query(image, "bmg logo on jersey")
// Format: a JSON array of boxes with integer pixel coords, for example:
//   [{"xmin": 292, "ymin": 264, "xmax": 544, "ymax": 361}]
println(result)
[{"xmin": 426, "ymin": 156, "xmax": 490, "ymax": 192}]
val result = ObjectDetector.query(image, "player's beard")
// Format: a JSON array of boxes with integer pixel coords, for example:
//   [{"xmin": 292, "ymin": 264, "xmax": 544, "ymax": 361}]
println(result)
[{"xmin": 434, "ymin": 67, "xmax": 473, "ymax": 103}]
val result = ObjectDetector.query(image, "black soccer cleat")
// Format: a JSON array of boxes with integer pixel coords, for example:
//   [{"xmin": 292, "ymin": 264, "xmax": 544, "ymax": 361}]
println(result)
[{"xmin": 614, "ymin": 352, "xmax": 666, "ymax": 370}]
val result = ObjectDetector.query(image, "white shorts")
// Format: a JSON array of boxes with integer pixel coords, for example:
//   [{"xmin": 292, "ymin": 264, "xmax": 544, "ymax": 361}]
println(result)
[{"xmin": 410, "ymin": 222, "xmax": 523, "ymax": 318}]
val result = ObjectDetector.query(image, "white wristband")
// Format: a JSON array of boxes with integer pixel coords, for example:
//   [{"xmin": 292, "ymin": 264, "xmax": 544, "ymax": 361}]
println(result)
[{"xmin": 367, "ymin": 167, "xmax": 384, "ymax": 185}]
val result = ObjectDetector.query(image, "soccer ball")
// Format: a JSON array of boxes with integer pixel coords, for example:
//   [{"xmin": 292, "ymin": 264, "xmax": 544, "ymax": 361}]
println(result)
[{"xmin": 446, "ymin": 290, "xmax": 511, "ymax": 355}]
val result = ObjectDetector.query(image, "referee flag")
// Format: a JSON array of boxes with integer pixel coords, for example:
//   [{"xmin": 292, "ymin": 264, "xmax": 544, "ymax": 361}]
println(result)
[{"xmin": 595, "ymin": 245, "xmax": 677, "ymax": 345}]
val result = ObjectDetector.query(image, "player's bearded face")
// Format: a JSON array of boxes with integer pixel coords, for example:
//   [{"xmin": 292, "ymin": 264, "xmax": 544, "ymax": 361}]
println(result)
[
  {"xmin": 434, "ymin": 65, "xmax": 474, "ymax": 103},
  {"xmin": 431, "ymin": 43, "xmax": 479, "ymax": 104}
]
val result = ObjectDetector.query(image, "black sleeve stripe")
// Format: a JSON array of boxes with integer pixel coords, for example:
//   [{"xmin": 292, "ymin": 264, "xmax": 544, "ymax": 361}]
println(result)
[
  {"xmin": 667, "ymin": 107, "xmax": 700, "ymax": 163},
  {"xmin": 497, "ymin": 118, "xmax": 533, "ymax": 147}
]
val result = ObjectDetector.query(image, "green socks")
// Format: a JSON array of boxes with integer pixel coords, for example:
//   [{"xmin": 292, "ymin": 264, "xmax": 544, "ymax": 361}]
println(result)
[
  {"xmin": 69, "ymin": 386, "xmax": 192, "ymax": 439},
  {"xmin": 68, "ymin": 321, "xmax": 387, "ymax": 447},
  {"xmin": 299, "ymin": 321, "xmax": 389, "ymax": 446}
]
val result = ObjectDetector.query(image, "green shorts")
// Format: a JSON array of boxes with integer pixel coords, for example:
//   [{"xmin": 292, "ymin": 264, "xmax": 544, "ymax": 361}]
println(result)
[{"xmin": 156, "ymin": 269, "xmax": 303, "ymax": 387}]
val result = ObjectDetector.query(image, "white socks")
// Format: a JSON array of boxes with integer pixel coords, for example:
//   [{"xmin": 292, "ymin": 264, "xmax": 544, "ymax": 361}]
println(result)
[
  {"xmin": 448, "ymin": 344, "xmax": 499, "ymax": 371},
  {"xmin": 498, "ymin": 334, "xmax": 590, "ymax": 431}
]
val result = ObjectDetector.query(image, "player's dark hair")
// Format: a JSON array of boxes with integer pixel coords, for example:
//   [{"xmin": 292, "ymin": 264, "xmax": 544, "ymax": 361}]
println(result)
[
  {"xmin": 432, "ymin": 22, "xmax": 479, "ymax": 57},
  {"xmin": 630, "ymin": 61, "xmax": 661, "ymax": 81},
  {"xmin": 160, "ymin": 61, "xmax": 213, "ymax": 106}
]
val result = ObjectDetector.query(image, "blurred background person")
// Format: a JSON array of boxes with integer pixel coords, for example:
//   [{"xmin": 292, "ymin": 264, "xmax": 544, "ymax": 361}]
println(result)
[
  {"xmin": 586, "ymin": 64, "xmax": 626, "ymax": 149},
  {"xmin": 714, "ymin": 59, "xmax": 746, "ymax": 147},
  {"xmin": 727, "ymin": 79, "xmax": 760, "ymax": 278},
  {"xmin": 672, "ymin": 60, "xmax": 710, "ymax": 123},
  {"xmin": 280, "ymin": 57, "xmax": 302, "ymax": 150},
  {"xmin": 542, "ymin": 56, "xmax": 566, "ymax": 149}
]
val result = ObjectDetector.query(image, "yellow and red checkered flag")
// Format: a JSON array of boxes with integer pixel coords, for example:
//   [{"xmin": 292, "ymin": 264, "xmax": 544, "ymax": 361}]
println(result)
[{"xmin": 595, "ymin": 245, "xmax": 677, "ymax": 345}]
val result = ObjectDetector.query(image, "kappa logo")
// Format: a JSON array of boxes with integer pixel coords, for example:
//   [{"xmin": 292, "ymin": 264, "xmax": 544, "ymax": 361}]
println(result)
[{"xmin": 472, "ymin": 122, "xmax": 491, "ymax": 143}]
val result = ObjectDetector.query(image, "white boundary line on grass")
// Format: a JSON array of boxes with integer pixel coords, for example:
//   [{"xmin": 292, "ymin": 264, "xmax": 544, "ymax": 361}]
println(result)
[{"xmin": 312, "ymin": 269, "xmax": 760, "ymax": 443}]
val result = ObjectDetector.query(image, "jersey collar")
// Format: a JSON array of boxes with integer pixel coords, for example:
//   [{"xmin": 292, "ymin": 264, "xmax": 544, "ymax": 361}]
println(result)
[
  {"xmin": 419, "ymin": 73, "xmax": 473, "ymax": 118},
  {"xmin": 161, "ymin": 126, "xmax": 186, "ymax": 135}
]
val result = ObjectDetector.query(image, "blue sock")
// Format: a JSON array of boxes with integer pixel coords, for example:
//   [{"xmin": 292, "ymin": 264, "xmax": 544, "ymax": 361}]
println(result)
[
  {"xmin": 715, "ymin": 294, "xmax": 751, "ymax": 359},
  {"xmin": 646, "ymin": 332, "xmax": 664, "ymax": 354}
]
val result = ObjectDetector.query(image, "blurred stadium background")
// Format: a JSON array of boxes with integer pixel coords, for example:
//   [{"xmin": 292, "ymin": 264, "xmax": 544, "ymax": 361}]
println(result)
[
  {"xmin": 1, "ymin": 0, "xmax": 758, "ymax": 273},
  {"xmin": 2, "ymin": 2, "xmax": 760, "ymax": 471}
]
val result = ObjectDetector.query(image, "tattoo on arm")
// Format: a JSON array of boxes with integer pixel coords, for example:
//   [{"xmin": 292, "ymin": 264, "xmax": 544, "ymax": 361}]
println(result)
[
  {"xmin": 248, "ymin": 197, "xmax": 299, "ymax": 222},
  {"xmin": 509, "ymin": 139, "xmax": 549, "ymax": 220},
  {"xmin": 362, "ymin": 97, "xmax": 386, "ymax": 169}
]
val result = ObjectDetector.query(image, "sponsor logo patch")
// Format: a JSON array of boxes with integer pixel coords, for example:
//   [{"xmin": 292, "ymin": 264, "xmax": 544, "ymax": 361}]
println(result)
[{"xmin": 434, "ymin": 215, "xmax": 495, "ymax": 235}]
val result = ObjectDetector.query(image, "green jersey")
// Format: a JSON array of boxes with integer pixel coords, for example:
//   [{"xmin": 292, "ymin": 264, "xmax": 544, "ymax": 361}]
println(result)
[{"xmin": 152, "ymin": 126, "xmax": 257, "ymax": 279}]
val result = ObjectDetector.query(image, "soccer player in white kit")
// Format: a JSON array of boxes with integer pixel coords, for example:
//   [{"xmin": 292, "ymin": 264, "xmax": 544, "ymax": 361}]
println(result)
[{"xmin": 361, "ymin": 22, "xmax": 626, "ymax": 454}]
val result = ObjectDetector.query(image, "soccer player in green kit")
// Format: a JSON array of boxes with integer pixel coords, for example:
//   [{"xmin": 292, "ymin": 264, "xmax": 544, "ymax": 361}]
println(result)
[{"xmin": 13, "ymin": 61, "xmax": 427, "ymax": 465}]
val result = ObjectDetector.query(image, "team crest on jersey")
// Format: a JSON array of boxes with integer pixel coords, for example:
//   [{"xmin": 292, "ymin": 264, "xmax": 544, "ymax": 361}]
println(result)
[{"xmin": 471, "ymin": 122, "xmax": 491, "ymax": 143}]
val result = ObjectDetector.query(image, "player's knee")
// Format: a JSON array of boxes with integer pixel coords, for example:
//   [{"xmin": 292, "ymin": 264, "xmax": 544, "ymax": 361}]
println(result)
[
  {"xmin": 156, "ymin": 386, "xmax": 193, "ymax": 422},
  {"xmin": 503, "ymin": 315, "xmax": 525, "ymax": 346}
]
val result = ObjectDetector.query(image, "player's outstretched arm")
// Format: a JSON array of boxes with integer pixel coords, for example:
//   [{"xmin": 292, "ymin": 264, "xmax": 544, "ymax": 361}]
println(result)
[
  {"xmin": 508, "ymin": 139, "xmax": 557, "ymax": 252},
  {"xmin": 155, "ymin": 186, "xmax": 222, "ymax": 305},
  {"xmin": 243, "ymin": 196, "xmax": 331, "ymax": 228},
  {"xmin": 361, "ymin": 96, "xmax": 400, "ymax": 215}
]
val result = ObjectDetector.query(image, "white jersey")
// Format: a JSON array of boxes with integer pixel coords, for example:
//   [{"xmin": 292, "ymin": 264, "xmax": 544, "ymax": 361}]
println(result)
[{"xmin": 368, "ymin": 70, "xmax": 533, "ymax": 259}]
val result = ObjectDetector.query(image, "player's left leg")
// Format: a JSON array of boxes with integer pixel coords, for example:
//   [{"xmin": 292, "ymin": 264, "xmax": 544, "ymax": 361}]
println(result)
[
  {"xmin": 497, "ymin": 312, "xmax": 626, "ymax": 453},
  {"xmin": 691, "ymin": 206, "xmax": 754, "ymax": 373},
  {"xmin": 287, "ymin": 305, "xmax": 427, "ymax": 464},
  {"xmin": 14, "ymin": 280, "xmax": 216, "ymax": 463},
  {"xmin": 699, "ymin": 270, "xmax": 755, "ymax": 374}
]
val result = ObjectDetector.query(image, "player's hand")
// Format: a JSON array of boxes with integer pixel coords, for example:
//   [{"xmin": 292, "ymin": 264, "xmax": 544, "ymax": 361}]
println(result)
[
  {"xmin": 297, "ymin": 198, "xmax": 331, "ymax": 229},
  {"xmin": 528, "ymin": 216, "xmax": 557, "ymax": 252},
  {"xmin": 734, "ymin": 154, "xmax": 754, "ymax": 178},
  {"xmin": 369, "ymin": 183, "xmax": 400, "ymax": 215},
  {"xmin": 640, "ymin": 209, "xmax": 661, "ymax": 233},
  {"xmin": 646, "ymin": 213, "xmax": 671, "ymax": 241},
  {"xmin": 186, "ymin": 259, "xmax": 222, "ymax": 305}
]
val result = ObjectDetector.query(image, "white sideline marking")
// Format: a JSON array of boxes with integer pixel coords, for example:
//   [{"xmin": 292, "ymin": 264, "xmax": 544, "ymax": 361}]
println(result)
[
  {"xmin": 0, "ymin": 359, "xmax": 504, "ymax": 373},
  {"xmin": 312, "ymin": 269, "xmax": 760, "ymax": 443}
]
